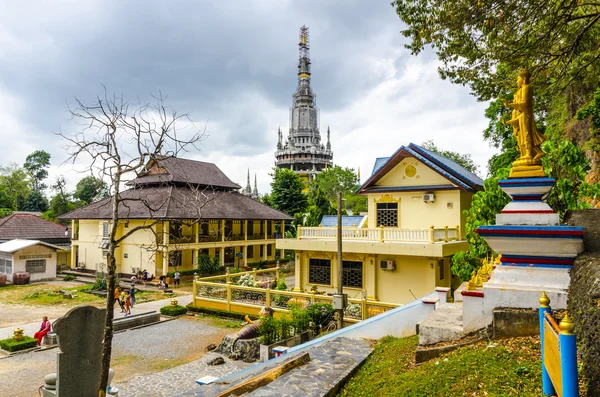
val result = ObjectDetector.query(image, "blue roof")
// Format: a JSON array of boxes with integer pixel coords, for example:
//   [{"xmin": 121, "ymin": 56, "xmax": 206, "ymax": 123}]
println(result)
[
  {"xmin": 409, "ymin": 144, "xmax": 484, "ymax": 189},
  {"xmin": 371, "ymin": 157, "xmax": 390, "ymax": 176},
  {"xmin": 358, "ymin": 142, "xmax": 484, "ymax": 193},
  {"xmin": 320, "ymin": 215, "xmax": 365, "ymax": 227}
]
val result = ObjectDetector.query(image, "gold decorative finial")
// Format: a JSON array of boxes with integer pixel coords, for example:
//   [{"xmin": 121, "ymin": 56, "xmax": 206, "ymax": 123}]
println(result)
[
  {"xmin": 559, "ymin": 314, "xmax": 575, "ymax": 335},
  {"xmin": 539, "ymin": 291, "xmax": 550, "ymax": 308},
  {"xmin": 502, "ymin": 68, "xmax": 547, "ymax": 178}
]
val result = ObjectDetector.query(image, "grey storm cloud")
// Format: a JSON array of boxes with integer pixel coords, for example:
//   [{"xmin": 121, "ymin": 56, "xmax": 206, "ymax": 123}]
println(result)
[
  {"xmin": 0, "ymin": 0, "xmax": 403, "ymax": 162},
  {"xmin": 0, "ymin": 0, "xmax": 498, "ymax": 194}
]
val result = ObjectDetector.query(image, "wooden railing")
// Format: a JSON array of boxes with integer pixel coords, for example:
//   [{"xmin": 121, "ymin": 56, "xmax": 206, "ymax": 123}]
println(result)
[
  {"xmin": 192, "ymin": 268, "xmax": 401, "ymax": 323},
  {"xmin": 297, "ymin": 225, "xmax": 460, "ymax": 244}
]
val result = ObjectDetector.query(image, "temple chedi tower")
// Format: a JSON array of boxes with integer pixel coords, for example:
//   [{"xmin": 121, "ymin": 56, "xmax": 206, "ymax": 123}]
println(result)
[{"xmin": 275, "ymin": 26, "xmax": 333, "ymax": 189}]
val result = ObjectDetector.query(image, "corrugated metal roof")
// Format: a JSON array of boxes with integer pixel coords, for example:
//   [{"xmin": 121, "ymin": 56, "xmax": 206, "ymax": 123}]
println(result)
[
  {"xmin": 410, "ymin": 144, "xmax": 484, "ymax": 189},
  {"xmin": 320, "ymin": 215, "xmax": 365, "ymax": 227},
  {"xmin": 371, "ymin": 157, "xmax": 390, "ymax": 176},
  {"xmin": 0, "ymin": 239, "xmax": 65, "ymax": 253}
]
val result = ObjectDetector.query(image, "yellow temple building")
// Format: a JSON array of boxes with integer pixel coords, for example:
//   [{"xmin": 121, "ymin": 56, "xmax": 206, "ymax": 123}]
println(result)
[
  {"xmin": 59, "ymin": 157, "xmax": 293, "ymax": 277},
  {"xmin": 276, "ymin": 143, "xmax": 484, "ymax": 304}
]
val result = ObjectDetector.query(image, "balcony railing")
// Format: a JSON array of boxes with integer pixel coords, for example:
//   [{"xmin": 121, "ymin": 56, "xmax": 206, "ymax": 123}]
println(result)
[
  {"xmin": 192, "ymin": 268, "xmax": 401, "ymax": 323},
  {"xmin": 297, "ymin": 225, "xmax": 460, "ymax": 244}
]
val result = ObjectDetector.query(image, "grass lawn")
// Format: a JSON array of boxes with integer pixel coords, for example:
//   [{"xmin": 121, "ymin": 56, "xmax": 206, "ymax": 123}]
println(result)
[
  {"xmin": 339, "ymin": 336, "xmax": 547, "ymax": 397},
  {"xmin": 0, "ymin": 282, "xmax": 185, "ymax": 307}
]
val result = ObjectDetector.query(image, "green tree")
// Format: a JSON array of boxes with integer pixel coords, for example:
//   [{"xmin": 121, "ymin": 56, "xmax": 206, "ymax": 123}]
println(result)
[
  {"xmin": 305, "ymin": 185, "xmax": 335, "ymax": 226},
  {"xmin": 270, "ymin": 168, "xmax": 307, "ymax": 217},
  {"xmin": 393, "ymin": 0, "xmax": 600, "ymax": 101},
  {"xmin": 23, "ymin": 150, "xmax": 51, "ymax": 192},
  {"xmin": 451, "ymin": 168, "xmax": 511, "ymax": 281},
  {"xmin": 420, "ymin": 140, "xmax": 480, "ymax": 175},
  {"xmin": 308, "ymin": 165, "xmax": 367, "ymax": 214},
  {"xmin": 73, "ymin": 176, "xmax": 108, "ymax": 204},
  {"xmin": 44, "ymin": 176, "xmax": 79, "ymax": 222},
  {"xmin": 21, "ymin": 190, "xmax": 48, "ymax": 212},
  {"xmin": 0, "ymin": 164, "xmax": 32, "ymax": 210}
]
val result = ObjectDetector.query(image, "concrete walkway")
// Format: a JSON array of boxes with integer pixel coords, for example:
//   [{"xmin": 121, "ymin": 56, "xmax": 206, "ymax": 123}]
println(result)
[{"xmin": 0, "ymin": 295, "xmax": 193, "ymax": 341}]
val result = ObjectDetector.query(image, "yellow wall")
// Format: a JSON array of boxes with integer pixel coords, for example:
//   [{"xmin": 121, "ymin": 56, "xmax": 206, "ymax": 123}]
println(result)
[
  {"xmin": 365, "ymin": 157, "xmax": 472, "ymax": 232},
  {"xmin": 74, "ymin": 218, "xmax": 278, "ymax": 275},
  {"xmin": 293, "ymin": 250, "xmax": 453, "ymax": 304}
]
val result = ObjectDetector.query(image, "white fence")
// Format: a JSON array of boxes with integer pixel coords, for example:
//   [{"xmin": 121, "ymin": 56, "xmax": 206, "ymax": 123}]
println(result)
[{"xmin": 297, "ymin": 226, "xmax": 460, "ymax": 243}]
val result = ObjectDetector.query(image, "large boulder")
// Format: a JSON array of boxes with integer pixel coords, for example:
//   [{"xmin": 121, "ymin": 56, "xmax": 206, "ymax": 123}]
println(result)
[{"xmin": 215, "ymin": 333, "xmax": 261, "ymax": 363}]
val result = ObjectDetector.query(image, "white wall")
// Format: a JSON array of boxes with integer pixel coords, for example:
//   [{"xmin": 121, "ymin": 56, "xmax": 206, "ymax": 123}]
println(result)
[{"xmin": 10, "ymin": 245, "xmax": 57, "ymax": 282}]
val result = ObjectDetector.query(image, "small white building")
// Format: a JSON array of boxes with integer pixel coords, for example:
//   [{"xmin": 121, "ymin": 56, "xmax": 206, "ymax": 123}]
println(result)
[{"xmin": 0, "ymin": 239, "xmax": 62, "ymax": 283}]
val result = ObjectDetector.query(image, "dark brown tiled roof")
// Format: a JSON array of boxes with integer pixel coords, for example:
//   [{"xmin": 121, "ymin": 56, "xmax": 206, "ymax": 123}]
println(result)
[
  {"xmin": 58, "ymin": 186, "xmax": 293, "ymax": 221},
  {"xmin": 0, "ymin": 214, "xmax": 71, "ymax": 243},
  {"xmin": 130, "ymin": 157, "xmax": 241, "ymax": 190}
]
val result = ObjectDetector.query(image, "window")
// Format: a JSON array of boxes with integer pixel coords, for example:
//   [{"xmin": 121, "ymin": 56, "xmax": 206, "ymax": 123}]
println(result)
[
  {"xmin": 260, "ymin": 245, "xmax": 264, "ymax": 258},
  {"xmin": 376, "ymin": 203, "xmax": 398, "ymax": 227},
  {"xmin": 438, "ymin": 259, "xmax": 445, "ymax": 280},
  {"xmin": 260, "ymin": 221, "xmax": 264, "ymax": 236},
  {"xmin": 99, "ymin": 239, "xmax": 110, "ymax": 249},
  {"xmin": 0, "ymin": 254, "xmax": 13, "ymax": 275},
  {"xmin": 102, "ymin": 251, "xmax": 109, "ymax": 258},
  {"xmin": 267, "ymin": 244, "xmax": 272, "ymax": 257},
  {"xmin": 342, "ymin": 261, "xmax": 363, "ymax": 288},
  {"xmin": 18, "ymin": 254, "xmax": 51, "ymax": 260},
  {"xmin": 200, "ymin": 222, "xmax": 209, "ymax": 236},
  {"xmin": 25, "ymin": 259, "xmax": 46, "ymax": 274},
  {"xmin": 247, "ymin": 245, "xmax": 254, "ymax": 258},
  {"xmin": 309, "ymin": 258, "xmax": 331, "ymax": 285},
  {"xmin": 248, "ymin": 220, "xmax": 254, "ymax": 235},
  {"xmin": 103, "ymin": 222, "xmax": 110, "ymax": 237},
  {"xmin": 168, "ymin": 251, "xmax": 181, "ymax": 267}
]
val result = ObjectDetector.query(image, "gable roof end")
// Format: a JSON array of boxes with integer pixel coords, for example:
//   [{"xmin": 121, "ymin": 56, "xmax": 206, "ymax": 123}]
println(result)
[{"xmin": 357, "ymin": 143, "xmax": 483, "ymax": 194}]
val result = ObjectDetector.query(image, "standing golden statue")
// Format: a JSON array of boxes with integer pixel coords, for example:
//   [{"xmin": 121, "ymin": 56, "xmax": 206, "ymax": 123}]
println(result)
[{"xmin": 502, "ymin": 69, "xmax": 547, "ymax": 178}]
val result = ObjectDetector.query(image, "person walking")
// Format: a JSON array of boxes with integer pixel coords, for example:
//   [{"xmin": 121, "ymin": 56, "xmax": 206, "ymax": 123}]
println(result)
[
  {"xmin": 114, "ymin": 287, "xmax": 124, "ymax": 313},
  {"xmin": 34, "ymin": 316, "xmax": 51, "ymax": 346},
  {"xmin": 124, "ymin": 291, "xmax": 132, "ymax": 316},
  {"xmin": 129, "ymin": 283, "xmax": 136, "ymax": 308},
  {"xmin": 174, "ymin": 270, "xmax": 181, "ymax": 287}
]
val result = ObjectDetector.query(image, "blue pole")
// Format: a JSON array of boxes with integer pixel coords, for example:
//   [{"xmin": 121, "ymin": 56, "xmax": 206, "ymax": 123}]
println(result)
[
  {"xmin": 539, "ymin": 293, "xmax": 555, "ymax": 396},
  {"xmin": 559, "ymin": 315, "xmax": 579, "ymax": 397}
]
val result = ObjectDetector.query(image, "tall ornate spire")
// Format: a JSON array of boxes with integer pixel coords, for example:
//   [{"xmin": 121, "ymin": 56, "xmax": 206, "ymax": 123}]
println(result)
[
  {"xmin": 277, "ymin": 126, "xmax": 282, "ymax": 150},
  {"xmin": 244, "ymin": 169, "xmax": 252, "ymax": 196},
  {"xmin": 274, "ymin": 26, "xmax": 333, "ymax": 188},
  {"xmin": 327, "ymin": 125, "xmax": 331, "ymax": 150},
  {"xmin": 252, "ymin": 174, "xmax": 259, "ymax": 199}
]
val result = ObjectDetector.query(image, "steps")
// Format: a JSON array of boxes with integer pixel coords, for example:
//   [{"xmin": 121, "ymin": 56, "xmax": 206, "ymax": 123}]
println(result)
[{"xmin": 418, "ymin": 303, "xmax": 464, "ymax": 346}]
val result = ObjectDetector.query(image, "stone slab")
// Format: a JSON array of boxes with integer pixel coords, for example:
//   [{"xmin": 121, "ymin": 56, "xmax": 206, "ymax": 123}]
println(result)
[
  {"xmin": 113, "ymin": 311, "xmax": 160, "ymax": 332},
  {"xmin": 565, "ymin": 209, "xmax": 600, "ymax": 253},
  {"xmin": 492, "ymin": 308, "xmax": 538, "ymax": 339},
  {"xmin": 418, "ymin": 303, "xmax": 464, "ymax": 346}
]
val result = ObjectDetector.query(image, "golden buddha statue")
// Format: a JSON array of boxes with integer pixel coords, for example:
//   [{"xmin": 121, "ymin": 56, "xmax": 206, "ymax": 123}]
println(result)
[{"xmin": 502, "ymin": 69, "xmax": 547, "ymax": 178}]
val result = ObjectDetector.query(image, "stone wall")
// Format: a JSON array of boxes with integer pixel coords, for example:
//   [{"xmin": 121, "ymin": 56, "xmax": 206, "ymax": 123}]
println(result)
[{"xmin": 566, "ymin": 209, "xmax": 600, "ymax": 395}]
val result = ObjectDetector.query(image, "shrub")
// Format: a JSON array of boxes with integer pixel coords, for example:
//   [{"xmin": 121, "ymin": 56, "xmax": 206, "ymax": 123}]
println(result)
[
  {"xmin": 198, "ymin": 254, "xmax": 222, "ymax": 275},
  {"xmin": 237, "ymin": 273, "xmax": 256, "ymax": 287},
  {"xmin": 166, "ymin": 269, "xmax": 197, "ymax": 278},
  {"xmin": 273, "ymin": 279, "xmax": 291, "ymax": 307},
  {"xmin": 257, "ymin": 315, "xmax": 294, "ymax": 345},
  {"xmin": 306, "ymin": 303, "xmax": 334, "ymax": 331},
  {"xmin": 63, "ymin": 275, "xmax": 75, "ymax": 281},
  {"xmin": 91, "ymin": 277, "xmax": 105, "ymax": 290},
  {"xmin": 290, "ymin": 306, "xmax": 310, "ymax": 334},
  {"xmin": 160, "ymin": 305, "xmax": 188, "ymax": 316},
  {"xmin": 229, "ymin": 267, "xmax": 242, "ymax": 274},
  {"xmin": 345, "ymin": 303, "xmax": 362, "ymax": 318},
  {"xmin": 0, "ymin": 336, "xmax": 38, "ymax": 352},
  {"xmin": 186, "ymin": 304, "xmax": 258, "ymax": 321}
]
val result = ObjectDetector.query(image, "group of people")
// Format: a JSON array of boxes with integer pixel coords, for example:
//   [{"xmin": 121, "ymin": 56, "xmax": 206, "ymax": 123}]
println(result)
[{"xmin": 114, "ymin": 283, "xmax": 136, "ymax": 316}]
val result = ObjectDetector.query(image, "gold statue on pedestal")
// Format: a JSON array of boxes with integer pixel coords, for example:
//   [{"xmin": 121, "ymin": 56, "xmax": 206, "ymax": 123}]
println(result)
[{"xmin": 502, "ymin": 69, "xmax": 547, "ymax": 178}]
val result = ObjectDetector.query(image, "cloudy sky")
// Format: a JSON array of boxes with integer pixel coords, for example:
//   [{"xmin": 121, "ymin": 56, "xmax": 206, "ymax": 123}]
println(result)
[{"xmin": 0, "ymin": 0, "xmax": 497, "ymax": 195}]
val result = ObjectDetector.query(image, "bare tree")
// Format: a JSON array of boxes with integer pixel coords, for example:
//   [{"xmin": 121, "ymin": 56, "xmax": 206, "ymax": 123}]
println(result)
[{"xmin": 60, "ymin": 90, "xmax": 208, "ymax": 396}]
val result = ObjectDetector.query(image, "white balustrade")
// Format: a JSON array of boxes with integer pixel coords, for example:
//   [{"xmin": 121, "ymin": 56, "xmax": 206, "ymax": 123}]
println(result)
[{"xmin": 297, "ymin": 226, "xmax": 460, "ymax": 242}]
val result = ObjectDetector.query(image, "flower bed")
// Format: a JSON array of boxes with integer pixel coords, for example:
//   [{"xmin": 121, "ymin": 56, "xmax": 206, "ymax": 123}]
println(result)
[
  {"xmin": 0, "ymin": 336, "xmax": 38, "ymax": 352},
  {"xmin": 160, "ymin": 305, "xmax": 188, "ymax": 316}
]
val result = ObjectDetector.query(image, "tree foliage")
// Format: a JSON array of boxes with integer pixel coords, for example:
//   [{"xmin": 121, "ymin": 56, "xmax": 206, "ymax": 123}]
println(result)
[
  {"xmin": 420, "ymin": 140, "xmax": 480, "ymax": 175},
  {"xmin": 451, "ymin": 168, "xmax": 510, "ymax": 281},
  {"xmin": 269, "ymin": 168, "xmax": 308, "ymax": 217},
  {"xmin": 23, "ymin": 150, "xmax": 51, "ymax": 192},
  {"xmin": 305, "ymin": 185, "xmax": 335, "ymax": 226},
  {"xmin": 73, "ymin": 176, "xmax": 108, "ymax": 204},
  {"xmin": 393, "ymin": 0, "xmax": 600, "ymax": 101},
  {"xmin": 308, "ymin": 165, "xmax": 367, "ymax": 215},
  {"xmin": 0, "ymin": 164, "xmax": 31, "ymax": 210}
]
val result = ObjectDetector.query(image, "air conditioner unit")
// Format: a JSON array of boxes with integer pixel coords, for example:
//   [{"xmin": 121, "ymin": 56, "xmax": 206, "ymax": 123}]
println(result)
[
  {"xmin": 422, "ymin": 193, "xmax": 435, "ymax": 203},
  {"xmin": 380, "ymin": 260, "xmax": 395, "ymax": 271}
]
